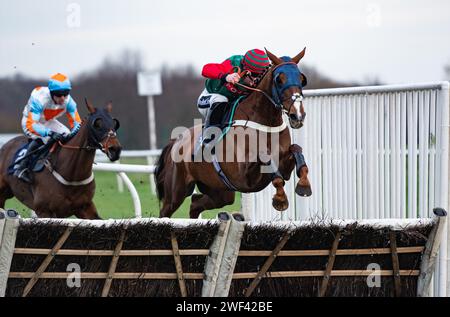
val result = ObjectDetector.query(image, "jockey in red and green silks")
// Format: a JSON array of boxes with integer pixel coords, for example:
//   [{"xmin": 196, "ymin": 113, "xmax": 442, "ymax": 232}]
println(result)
[
  {"xmin": 196, "ymin": 49, "xmax": 270, "ymax": 149},
  {"xmin": 15, "ymin": 73, "xmax": 82, "ymax": 183},
  {"xmin": 194, "ymin": 49, "xmax": 270, "ymax": 157}
]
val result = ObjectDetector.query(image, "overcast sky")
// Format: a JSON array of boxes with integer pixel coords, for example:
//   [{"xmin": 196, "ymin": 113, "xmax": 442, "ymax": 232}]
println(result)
[{"xmin": 1, "ymin": 0, "xmax": 449, "ymax": 84}]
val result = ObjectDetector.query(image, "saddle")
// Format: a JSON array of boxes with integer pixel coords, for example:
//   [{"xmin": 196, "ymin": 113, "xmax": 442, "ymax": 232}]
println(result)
[{"xmin": 8, "ymin": 141, "xmax": 50, "ymax": 176}]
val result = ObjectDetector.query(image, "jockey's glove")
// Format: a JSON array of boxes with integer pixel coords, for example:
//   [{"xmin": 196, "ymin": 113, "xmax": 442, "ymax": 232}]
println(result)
[
  {"xmin": 48, "ymin": 131, "xmax": 64, "ymax": 142},
  {"xmin": 226, "ymin": 73, "xmax": 241, "ymax": 84}
]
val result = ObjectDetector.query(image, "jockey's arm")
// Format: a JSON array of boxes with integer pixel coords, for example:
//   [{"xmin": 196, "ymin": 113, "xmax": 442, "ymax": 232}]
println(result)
[
  {"xmin": 202, "ymin": 59, "xmax": 235, "ymax": 81},
  {"xmin": 26, "ymin": 98, "xmax": 50, "ymax": 137},
  {"xmin": 66, "ymin": 97, "xmax": 81, "ymax": 134}
]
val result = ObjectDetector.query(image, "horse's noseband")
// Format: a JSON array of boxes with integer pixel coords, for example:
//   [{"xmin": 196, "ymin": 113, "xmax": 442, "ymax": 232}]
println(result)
[{"xmin": 99, "ymin": 130, "xmax": 118, "ymax": 157}]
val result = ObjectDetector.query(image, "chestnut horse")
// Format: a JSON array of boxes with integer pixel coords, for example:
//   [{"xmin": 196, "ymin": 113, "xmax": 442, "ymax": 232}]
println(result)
[
  {"xmin": 155, "ymin": 48, "xmax": 312, "ymax": 219},
  {"xmin": 0, "ymin": 100, "xmax": 122, "ymax": 219}
]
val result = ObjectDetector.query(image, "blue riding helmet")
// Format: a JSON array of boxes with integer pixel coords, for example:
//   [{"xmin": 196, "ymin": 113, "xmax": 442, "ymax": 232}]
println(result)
[{"xmin": 48, "ymin": 73, "xmax": 72, "ymax": 92}]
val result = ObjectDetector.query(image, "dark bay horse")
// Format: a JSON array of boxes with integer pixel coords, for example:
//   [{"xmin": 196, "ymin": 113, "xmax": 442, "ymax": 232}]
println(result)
[
  {"xmin": 155, "ymin": 48, "xmax": 312, "ymax": 219},
  {"xmin": 0, "ymin": 100, "xmax": 122, "ymax": 219}
]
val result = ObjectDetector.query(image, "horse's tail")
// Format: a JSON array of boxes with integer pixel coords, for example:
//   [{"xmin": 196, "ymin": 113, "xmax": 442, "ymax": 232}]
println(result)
[{"xmin": 154, "ymin": 140, "xmax": 175, "ymax": 202}]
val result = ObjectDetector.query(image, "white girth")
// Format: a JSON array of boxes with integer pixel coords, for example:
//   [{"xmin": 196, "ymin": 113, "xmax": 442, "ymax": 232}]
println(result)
[
  {"xmin": 231, "ymin": 119, "xmax": 287, "ymax": 133},
  {"xmin": 45, "ymin": 161, "xmax": 94, "ymax": 186}
]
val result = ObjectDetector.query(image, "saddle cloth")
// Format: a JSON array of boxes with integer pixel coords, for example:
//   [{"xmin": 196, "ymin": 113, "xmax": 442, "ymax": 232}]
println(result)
[{"xmin": 8, "ymin": 142, "xmax": 49, "ymax": 175}]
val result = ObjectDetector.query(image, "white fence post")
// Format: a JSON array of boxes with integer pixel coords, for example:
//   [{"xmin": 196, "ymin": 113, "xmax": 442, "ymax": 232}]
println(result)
[
  {"xmin": 118, "ymin": 172, "xmax": 142, "ymax": 218},
  {"xmin": 437, "ymin": 82, "xmax": 449, "ymax": 296},
  {"xmin": 241, "ymin": 193, "xmax": 254, "ymax": 221},
  {"xmin": 147, "ymin": 155, "xmax": 157, "ymax": 196},
  {"xmin": 0, "ymin": 210, "xmax": 5, "ymax": 247},
  {"xmin": 115, "ymin": 160, "xmax": 124, "ymax": 193},
  {"xmin": 417, "ymin": 208, "xmax": 448, "ymax": 297},
  {"xmin": 0, "ymin": 209, "xmax": 20, "ymax": 297},
  {"xmin": 202, "ymin": 212, "xmax": 246, "ymax": 297}
]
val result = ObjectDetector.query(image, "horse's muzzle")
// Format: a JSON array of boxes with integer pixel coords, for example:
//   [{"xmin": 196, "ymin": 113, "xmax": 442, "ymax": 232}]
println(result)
[
  {"xmin": 107, "ymin": 145, "xmax": 122, "ymax": 162},
  {"xmin": 289, "ymin": 116, "xmax": 303, "ymax": 129}
]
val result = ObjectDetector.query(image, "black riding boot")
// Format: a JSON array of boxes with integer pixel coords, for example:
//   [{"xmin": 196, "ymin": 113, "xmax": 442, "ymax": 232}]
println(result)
[
  {"xmin": 14, "ymin": 139, "xmax": 42, "ymax": 183},
  {"xmin": 193, "ymin": 102, "xmax": 228, "ymax": 159},
  {"xmin": 202, "ymin": 102, "xmax": 228, "ymax": 146}
]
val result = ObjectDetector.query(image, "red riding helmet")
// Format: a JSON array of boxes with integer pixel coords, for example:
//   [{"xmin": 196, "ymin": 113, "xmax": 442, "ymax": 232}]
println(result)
[{"xmin": 242, "ymin": 49, "xmax": 270, "ymax": 74}]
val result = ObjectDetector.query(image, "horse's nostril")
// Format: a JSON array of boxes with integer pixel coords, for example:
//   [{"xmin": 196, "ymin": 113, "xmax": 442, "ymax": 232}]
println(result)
[{"xmin": 289, "ymin": 113, "xmax": 299, "ymax": 121}]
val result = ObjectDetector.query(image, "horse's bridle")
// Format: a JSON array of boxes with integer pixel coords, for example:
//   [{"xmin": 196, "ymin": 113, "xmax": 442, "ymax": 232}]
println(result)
[
  {"xmin": 235, "ymin": 61, "xmax": 306, "ymax": 118},
  {"xmin": 57, "ymin": 120, "xmax": 119, "ymax": 157},
  {"xmin": 95, "ymin": 129, "xmax": 118, "ymax": 157}
]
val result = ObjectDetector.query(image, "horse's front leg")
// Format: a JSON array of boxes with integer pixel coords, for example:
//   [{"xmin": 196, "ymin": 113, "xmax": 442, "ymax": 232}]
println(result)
[{"xmin": 290, "ymin": 144, "xmax": 312, "ymax": 197}]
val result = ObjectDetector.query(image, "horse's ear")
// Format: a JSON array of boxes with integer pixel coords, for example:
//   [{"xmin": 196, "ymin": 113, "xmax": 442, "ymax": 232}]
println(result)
[
  {"xmin": 106, "ymin": 101, "xmax": 113, "ymax": 113},
  {"xmin": 292, "ymin": 47, "xmax": 306, "ymax": 64},
  {"xmin": 265, "ymin": 47, "xmax": 283, "ymax": 65},
  {"xmin": 85, "ymin": 98, "xmax": 95, "ymax": 114}
]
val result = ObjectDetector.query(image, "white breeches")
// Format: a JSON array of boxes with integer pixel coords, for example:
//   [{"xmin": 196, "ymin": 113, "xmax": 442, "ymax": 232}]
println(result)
[{"xmin": 21, "ymin": 117, "xmax": 70, "ymax": 143}]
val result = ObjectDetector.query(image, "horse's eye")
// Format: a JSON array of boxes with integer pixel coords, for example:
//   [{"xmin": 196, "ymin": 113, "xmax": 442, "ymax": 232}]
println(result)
[{"xmin": 276, "ymin": 76, "xmax": 283, "ymax": 85}]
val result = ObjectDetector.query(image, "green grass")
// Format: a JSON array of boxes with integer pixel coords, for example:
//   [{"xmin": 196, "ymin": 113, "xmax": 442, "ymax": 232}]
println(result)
[{"xmin": 5, "ymin": 158, "xmax": 242, "ymax": 219}]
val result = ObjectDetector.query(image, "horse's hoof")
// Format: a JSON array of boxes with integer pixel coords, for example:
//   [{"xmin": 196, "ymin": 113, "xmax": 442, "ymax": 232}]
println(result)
[
  {"xmin": 295, "ymin": 184, "xmax": 312, "ymax": 197},
  {"xmin": 232, "ymin": 212, "xmax": 245, "ymax": 221},
  {"xmin": 272, "ymin": 198, "xmax": 289, "ymax": 211},
  {"xmin": 218, "ymin": 212, "xmax": 230, "ymax": 221}
]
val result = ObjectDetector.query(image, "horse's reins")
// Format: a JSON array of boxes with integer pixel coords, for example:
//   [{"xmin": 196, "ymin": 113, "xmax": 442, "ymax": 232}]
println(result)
[
  {"xmin": 236, "ymin": 82, "xmax": 286, "ymax": 110},
  {"xmin": 233, "ymin": 67, "xmax": 281, "ymax": 109},
  {"xmin": 55, "ymin": 142, "xmax": 95, "ymax": 151},
  {"xmin": 234, "ymin": 64, "xmax": 305, "ymax": 118},
  {"xmin": 47, "ymin": 129, "xmax": 117, "ymax": 187},
  {"xmin": 56, "ymin": 130, "xmax": 117, "ymax": 157}
]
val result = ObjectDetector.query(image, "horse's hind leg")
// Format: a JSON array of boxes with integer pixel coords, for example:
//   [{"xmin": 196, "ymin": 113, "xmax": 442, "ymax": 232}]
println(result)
[
  {"xmin": 189, "ymin": 187, "xmax": 235, "ymax": 219},
  {"xmin": 272, "ymin": 177, "xmax": 289, "ymax": 211},
  {"xmin": 160, "ymin": 179, "xmax": 195, "ymax": 218},
  {"xmin": 159, "ymin": 165, "xmax": 194, "ymax": 218}
]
